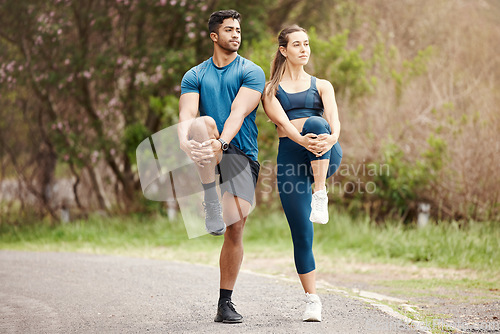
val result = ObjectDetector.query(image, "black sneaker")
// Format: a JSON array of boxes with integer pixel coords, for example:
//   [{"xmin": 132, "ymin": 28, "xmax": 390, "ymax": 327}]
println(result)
[
  {"xmin": 202, "ymin": 200, "xmax": 226, "ymax": 236},
  {"xmin": 214, "ymin": 300, "xmax": 243, "ymax": 323}
]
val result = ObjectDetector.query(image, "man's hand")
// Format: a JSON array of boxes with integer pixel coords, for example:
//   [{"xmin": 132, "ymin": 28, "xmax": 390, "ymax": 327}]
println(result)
[
  {"xmin": 180, "ymin": 139, "xmax": 216, "ymax": 168},
  {"xmin": 201, "ymin": 139, "xmax": 223, "ymax": 154},
  {"xmin": 197, "ymin": 139, "xmax": 224, "ymax": 166}
]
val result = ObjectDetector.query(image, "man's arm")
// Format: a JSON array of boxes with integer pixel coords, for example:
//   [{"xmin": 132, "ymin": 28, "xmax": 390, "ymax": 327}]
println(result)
[
  {"xmin": 178, "ymin": 92, "xmax": 216, "ymax": 167},
  {"xmin": 220, "ymin": 87, "xmax": 262, "ymax": 144},
  {"xmin": 201, "ymin": 87, "xmax": 262, "ymax": 154},
  {"xmin": 178, "ymin": 92, "xmax": 199, "ymax": 152}
]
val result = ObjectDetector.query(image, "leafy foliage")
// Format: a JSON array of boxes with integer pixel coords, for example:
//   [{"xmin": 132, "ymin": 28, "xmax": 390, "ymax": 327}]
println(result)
[
  {"xmin": 1, "ymin": 0, "xmax": 498, "ymax": 222},
  {"xmin": 366, "ymin": 134, "xmax": 447, "ymax": 220}
]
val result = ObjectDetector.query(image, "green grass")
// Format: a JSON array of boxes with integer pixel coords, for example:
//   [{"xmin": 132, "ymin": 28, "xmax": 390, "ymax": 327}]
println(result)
[
  {"xmin": 394, "ymin": 305, "xmax": 456, "ymax": 334},
  {"xmin": 0, "ymin": 207, "xmax": 499, "ymax": 277},
  {"xmin": 0, "ymin": 212, "xmax": 222, "ymax": 264},
  {"xmin": 381, "ymin": 277, "xmax": 499, "ymax": 292},
  {"xmin": 374, "ymin": 277, "xmax": 499, "ymax": 303},
  {"xmin": 313, "ymin": 212, "xmax": 500, "ymax": 273}
]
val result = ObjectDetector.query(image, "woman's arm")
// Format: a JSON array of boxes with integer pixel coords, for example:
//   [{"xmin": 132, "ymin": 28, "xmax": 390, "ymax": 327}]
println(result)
[
  {"xmin": 319, "ymin": 79, "xmax": 340, "ymax": 139},
  {"xmin": 262, "ymin": 93, "xmax": 308, "ymax": 147},
  {"xmin": 317, "ymin": 79, "xmax": 341, "ymax": 151}
]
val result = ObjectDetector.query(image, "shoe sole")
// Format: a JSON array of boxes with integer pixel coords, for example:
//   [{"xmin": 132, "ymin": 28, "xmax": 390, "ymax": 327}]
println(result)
[
  {"xmin": 206, "ymin": 224, "xmax": 226, "ymax": 236},
  {"xmin": 222, "ymin": 319, "xmax": 243, "ymax": 323},
  {"xmin": 214, "ymin": 317, "xmax": 243, "ymax": 323},
  {"xmin": 309, "ymin": 215, "xmax": 329, "ymax": 224}
]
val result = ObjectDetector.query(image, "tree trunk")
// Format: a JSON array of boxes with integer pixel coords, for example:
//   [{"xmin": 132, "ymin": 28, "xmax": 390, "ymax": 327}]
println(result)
[{"xmin": 86, "ymin": 166, "xmax": 111, "ymax": 212}]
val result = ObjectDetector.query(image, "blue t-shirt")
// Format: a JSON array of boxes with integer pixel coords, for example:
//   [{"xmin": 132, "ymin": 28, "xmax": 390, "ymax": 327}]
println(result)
[{"xmin": 181, "ymin": 55, "xmax": 265, "ymax": 161}]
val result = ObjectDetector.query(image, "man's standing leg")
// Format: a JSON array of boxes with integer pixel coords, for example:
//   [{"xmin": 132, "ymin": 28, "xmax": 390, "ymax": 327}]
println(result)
[{"xmin": 214, "ymin": 194, "xmax": 252, "ymax": 323}]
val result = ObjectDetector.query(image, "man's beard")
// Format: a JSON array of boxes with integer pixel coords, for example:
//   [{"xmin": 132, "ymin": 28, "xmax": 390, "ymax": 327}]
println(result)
[{"xmin": 218, "ymin": 39, "xmax": 240, "ymax": 53}]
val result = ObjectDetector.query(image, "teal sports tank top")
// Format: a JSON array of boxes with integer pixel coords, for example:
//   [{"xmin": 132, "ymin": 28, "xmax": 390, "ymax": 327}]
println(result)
[{"xmin": 275, "ymin": 76, "xmax": 324, "ymax": 120}]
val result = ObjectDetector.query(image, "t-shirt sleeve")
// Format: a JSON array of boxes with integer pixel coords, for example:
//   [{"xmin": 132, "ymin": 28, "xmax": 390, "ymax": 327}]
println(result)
[
  {"xmin": 180, "ymin": 67, "xmax": 199, "ymax": 95},
  {"xmin": 242, "ymin": 63, "xmax": 266, "ymax": 94}
]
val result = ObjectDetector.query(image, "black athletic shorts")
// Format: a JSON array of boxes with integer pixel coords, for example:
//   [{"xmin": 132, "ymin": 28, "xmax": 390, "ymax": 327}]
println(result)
[{"xmin": 216, "ymin": 143, "xmax": 260, "ymax": 206}]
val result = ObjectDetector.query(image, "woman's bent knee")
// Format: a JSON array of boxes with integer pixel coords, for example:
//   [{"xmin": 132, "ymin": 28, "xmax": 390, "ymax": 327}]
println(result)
[{"xmin": 302, "ymin": 116, "xmax": 331, "ymax": 135}]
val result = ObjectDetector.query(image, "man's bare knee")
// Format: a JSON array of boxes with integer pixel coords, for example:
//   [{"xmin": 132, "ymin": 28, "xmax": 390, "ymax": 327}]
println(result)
[
  {"xmin": 188, "ymin": 116, "xmax": 219, "ymax": 142},
  {"xmin": 223, "ymin": 195, "xmax": 252, "ymax": 226},
  {"xmin": 224, "ymin": 220, "xmax": 245, "ymax": 243}
]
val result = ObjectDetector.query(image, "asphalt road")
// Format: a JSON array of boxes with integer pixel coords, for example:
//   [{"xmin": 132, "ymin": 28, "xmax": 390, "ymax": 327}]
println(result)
[{"xmin": 0, "ymin": 250, "xmax": 422, "ymax": 333}]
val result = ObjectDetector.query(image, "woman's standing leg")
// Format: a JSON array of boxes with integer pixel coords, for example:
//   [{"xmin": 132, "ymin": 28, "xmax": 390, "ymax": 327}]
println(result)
[
  {"xmin": 277, "ymin": 138, "xmax": 315, "ymax": 277},
  {"xmin": 298, "ymin": 271, "xmax": 316, "ymax": 294},
  {"xmin": 277, "ymin": 137, "xmax": 322, "ymax": 321}
]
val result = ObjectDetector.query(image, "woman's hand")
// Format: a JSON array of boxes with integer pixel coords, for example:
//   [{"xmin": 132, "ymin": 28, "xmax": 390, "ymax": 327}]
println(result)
[
  {"xmin": 301, "ymin": 133, "xmax": 338, "ymax": 157},
  {"xmin": 316, "ymin": 133, "xmax": 338, "ymax": 157}
]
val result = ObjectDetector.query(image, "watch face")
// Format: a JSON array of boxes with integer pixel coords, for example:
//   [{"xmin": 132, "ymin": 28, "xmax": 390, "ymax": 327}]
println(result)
[{"xmin": 219, "ymin": 139, "xmax": 228, "ymax": 151}]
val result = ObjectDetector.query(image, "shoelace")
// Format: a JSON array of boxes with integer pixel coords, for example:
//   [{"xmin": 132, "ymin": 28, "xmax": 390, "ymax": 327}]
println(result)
[
  {"xmin": 305, "ymin": 293, "xmax": 320, "ymax": 304},
  {"xmin": 226, "ymin": 300, "xmax": 237, "ymax": 312},
  {"xmin": 219, "ymin": 300, "xmax": 238, "ymax": 313},
  {"xmin": 203, "ymin": 201, "xmax": 222, "ymax": 218},
  {"xmin": 313, "ymin": 194, "xmax": 326, "ymax": 212}
]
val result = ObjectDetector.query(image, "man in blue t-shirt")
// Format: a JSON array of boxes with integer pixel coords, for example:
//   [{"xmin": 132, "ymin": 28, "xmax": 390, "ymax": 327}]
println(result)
[{"xmin": 177, "ymin": 10, "xmax": 265, "ymax": 323}]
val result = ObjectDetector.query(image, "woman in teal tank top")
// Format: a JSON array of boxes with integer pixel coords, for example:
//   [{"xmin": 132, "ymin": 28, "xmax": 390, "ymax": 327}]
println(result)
[{"xmin": 262, "ymin": 25, "xmax": 343, "ymax": 322}]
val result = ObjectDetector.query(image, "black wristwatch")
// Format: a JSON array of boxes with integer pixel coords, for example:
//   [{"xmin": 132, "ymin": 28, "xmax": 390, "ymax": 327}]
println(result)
[{"xmin": 218, "ymin": 138, "xmax": 229, "ymax": 151}]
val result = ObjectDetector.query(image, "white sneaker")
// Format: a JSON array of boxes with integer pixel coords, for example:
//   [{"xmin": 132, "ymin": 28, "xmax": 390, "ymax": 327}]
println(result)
[
  {"xmin": 303, "ymin": 293, "xmax": 322, "ymax": 322},
  {"xmin": 309, "ymin": 189, "xmax": 329, "ymax": 224}
]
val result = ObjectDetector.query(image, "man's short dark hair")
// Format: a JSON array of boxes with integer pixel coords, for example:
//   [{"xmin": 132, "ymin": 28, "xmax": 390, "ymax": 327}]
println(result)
[{"xmin": 208, "ymin": 10, "xmax": 241, "ymax": 34}]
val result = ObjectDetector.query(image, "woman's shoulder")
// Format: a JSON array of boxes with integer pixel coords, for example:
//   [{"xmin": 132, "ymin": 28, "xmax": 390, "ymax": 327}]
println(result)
[
  {"xmin": 314, "ymin": 77, "xmax": 334, "ymax": 88},
  {"xmin": 314, "ymin": 77, "xmax": 335, "ymax": 93},
  {"xmin": 262, "ymin": 83, "xmax": 276, "ymax": 102}
]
